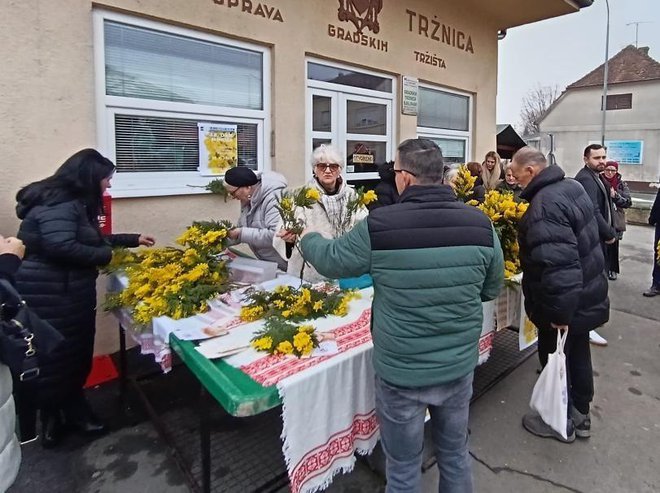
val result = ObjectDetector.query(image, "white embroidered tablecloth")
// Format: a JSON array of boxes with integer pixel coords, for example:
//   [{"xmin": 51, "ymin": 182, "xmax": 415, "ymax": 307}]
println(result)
[
  {"xmin": 109, "ymin": 273, "xmax": 500, "ymax": 493},
  {"xmin": 222, "ymin": 293, "xmax": 497, "ymax": 493}
]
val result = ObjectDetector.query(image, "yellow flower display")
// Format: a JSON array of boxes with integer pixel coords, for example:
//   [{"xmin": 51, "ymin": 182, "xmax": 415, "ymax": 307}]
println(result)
[
  {"xmin": 453, "ymin": 165, "xmax": 478, "ymax": 202},
  {"xmin": 471, "ymin": 190, "xmax": 529, "ymax": 278},
  {"xmin": 245, "ymin": 284, "xmax": 361, "ymax": 358},
  {"xmin": 240, "ymin": 284, "xmax": 360, "ymax": 323},
  {"xmin": 250, "ymin": 319, "xmax": 320, "ymax": 357},
  {"xmin": 103, "ymin": 220, "xmax": 235, "ymax": 328}
]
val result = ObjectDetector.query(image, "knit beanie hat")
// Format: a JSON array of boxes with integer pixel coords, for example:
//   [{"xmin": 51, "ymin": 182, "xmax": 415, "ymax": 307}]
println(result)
[{"xmin": 224, "ymin": 166, "xmax": 259, "ymax": 187}]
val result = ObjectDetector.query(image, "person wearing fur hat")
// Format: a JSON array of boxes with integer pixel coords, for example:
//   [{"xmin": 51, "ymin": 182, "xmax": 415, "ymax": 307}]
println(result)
[
  {"xmin": 601, "ymin": 161, "xmax": 632, "ymax": 281},
  {"xmin": 223, "ymin": 166, "xmax": 288, "ymax": 271}
]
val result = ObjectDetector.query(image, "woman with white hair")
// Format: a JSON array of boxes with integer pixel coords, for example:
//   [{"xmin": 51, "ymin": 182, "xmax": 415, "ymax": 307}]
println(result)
[{"xmin": 274, "ymin": 144, "xmax": 367, "ymax": 282}]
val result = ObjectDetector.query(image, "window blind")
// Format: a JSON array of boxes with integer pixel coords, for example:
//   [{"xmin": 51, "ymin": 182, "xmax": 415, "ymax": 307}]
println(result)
[
  {"xmin": 418, "ymin": 87, "xmax": 470, "ymax": 131},
  {"xmin": 105, "ymin": 21, "xmax": 263, "ymax": 110},
  {"xmin": 114, "ymin": 114, "xmax": 258, "ymax": 172}
]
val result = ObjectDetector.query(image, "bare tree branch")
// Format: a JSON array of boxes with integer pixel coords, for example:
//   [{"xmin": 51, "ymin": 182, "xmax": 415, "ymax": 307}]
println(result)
[{"xmin": 519, "ymin": 85, "xmax": 561, "ymax": 136}]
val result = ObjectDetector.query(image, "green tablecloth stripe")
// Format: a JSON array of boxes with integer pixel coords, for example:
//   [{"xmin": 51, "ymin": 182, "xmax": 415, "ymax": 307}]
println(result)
[{"xmin": 170, "ymin": 334, "xmax": 281, "ymax": 417}]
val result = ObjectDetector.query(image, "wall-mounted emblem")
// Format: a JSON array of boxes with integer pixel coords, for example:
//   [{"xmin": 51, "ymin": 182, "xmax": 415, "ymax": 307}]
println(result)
[
  {"xmin": 337, "ymin": 0, "xmax": 383, "ymax": 34},
  {"xmin": 329, "ymin": 0, "xmax": 388, "ymax": 52}
]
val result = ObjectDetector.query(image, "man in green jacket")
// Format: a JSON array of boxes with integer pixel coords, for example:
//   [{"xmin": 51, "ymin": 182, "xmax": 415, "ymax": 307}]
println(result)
[{"xmin": 300, "ymin": 139, "xmax": 504, "ymax": 493}]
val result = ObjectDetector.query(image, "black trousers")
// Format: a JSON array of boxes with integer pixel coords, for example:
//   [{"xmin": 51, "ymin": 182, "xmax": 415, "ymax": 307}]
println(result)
[
  {"xmin": 607, "ymin": 237, "xmax": 620, "ymax": 274},
  {"xmin": 653, "ymin": 225, "xmax": 660, "ymax": 288},
  {"xmin": 537, "ymin": 327, "xmax": 594, "ymax": 415}
]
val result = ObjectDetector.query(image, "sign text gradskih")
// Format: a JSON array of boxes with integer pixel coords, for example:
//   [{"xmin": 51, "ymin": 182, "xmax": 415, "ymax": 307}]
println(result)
[
  {"xmin": 212, "ymin": 0, "xmax": 284, "ymax": 23},
  {"xmin": 405, "ymin": 9, "xmax": 474, "ymax": 54},
  {"xmin": 328, "ymin": 0, "xmax": 388, "ymax": 52}
]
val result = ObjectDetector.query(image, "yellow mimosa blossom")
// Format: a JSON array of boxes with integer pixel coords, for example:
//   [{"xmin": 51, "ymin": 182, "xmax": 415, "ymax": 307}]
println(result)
[
  {"xmin": 251, "ymin": 336, "xmax": 273, "ymax": 351},
  {"xmin": 360, "ymin": 190, "xmax": 378, "ymax": 206},
  {"xmin": 276, "ymin": 341, "xmax": 294, "ymax": 355},
  {"xmin": 279, "ymin": 197, "xmax": 294, "ymax": 212},
  {"xmin": 240, "ymin": 305, "xmax": 265, "ymax": 322},
  {"xmin": 305, "ymin": 188, "xmax": 321, "ymax": 201}
]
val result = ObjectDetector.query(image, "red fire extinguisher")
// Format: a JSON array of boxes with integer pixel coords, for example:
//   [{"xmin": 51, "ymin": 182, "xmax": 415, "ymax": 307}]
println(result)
[{"xmin": 98, "ymin": 191, "xmax": 112, "ymax": 235}]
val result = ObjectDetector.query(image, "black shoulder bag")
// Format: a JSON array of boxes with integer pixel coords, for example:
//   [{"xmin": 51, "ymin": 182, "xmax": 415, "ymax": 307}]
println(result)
[{"xmin": 0, "ymin": 279, "xmax": 64, "ymax": 381}]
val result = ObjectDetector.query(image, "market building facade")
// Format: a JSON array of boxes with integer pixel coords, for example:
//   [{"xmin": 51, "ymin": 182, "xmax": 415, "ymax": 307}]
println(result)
[{"xmin": 0, "ymin": 0, "xmax": 591, "ymax": 353}]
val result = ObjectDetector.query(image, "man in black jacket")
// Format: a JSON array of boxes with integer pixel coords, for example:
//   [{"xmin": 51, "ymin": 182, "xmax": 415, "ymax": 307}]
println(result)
[
  {"xmin": 511, "ymin": 147, "xmax": 609, "ymax": 443},
  {"xmin": 644, "ymin": 187, "xmax": 660, "ymax": 297},
  {"xmin": 574, "ymin": 144, "xmax": 616, "ymax": 347}
]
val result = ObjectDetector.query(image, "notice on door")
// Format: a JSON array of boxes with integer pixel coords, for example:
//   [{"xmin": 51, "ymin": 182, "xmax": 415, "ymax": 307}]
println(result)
[{"xmin": 402, "ymin": 76, "xmax": 418, "ymax": 116}]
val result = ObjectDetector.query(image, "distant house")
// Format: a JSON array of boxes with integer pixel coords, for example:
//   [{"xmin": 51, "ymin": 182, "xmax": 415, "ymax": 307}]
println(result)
[{"xmin": 539, "ymin": 45, "xmax": 660, "ymax": 189}]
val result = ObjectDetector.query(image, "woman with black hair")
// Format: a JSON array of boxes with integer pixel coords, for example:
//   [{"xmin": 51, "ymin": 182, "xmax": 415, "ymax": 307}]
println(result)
[{"xmin": 13, "ymin": 148, "xmax": 155, "ymax": 448}]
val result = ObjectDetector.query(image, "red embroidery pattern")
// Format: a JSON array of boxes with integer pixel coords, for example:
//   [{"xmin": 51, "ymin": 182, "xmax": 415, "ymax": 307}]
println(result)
[
  {"xmin": 240, "ymin": 309, "xmax": 373, "ymax": 387},
  {"xmin": 478, "ymin": 331, "xmax": 494, "ymax": 355},
  {"xmin": 290, "ymin": 411, "xmax": 379, "ymax": 493}
]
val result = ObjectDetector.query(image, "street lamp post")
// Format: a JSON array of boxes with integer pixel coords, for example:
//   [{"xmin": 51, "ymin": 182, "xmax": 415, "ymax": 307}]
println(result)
[{"xmin": 601, "ymin": 0, "xmax": 610, "ymax": 146}]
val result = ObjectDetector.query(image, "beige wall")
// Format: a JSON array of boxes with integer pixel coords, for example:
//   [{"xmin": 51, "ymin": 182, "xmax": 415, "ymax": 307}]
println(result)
[
  {"xmin": 3, "ymin": 0, "xmax": 573, "ymax": 355},
  {"xmin": 540, "ymin": 82, "xmax": 660, "ymax": 182}
]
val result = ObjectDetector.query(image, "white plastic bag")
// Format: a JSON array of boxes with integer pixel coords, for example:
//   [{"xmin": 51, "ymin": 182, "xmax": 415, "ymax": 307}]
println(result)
[{"xmin": 529, "ymin": 330, "xmax": 569, "ymax": 438}]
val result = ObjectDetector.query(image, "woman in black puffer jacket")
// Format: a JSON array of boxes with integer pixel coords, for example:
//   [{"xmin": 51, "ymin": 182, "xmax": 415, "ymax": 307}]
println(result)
[{"xmin": 14, "ymin": 149, "xmax": 155, "ymax": 448}]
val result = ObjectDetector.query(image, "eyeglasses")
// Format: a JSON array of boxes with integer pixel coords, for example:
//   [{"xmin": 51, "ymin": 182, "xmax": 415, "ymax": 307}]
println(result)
[
  {"xmin": 315, "ymin": 163, "xmax": 341, "ymax": 172},
  {"xmin": 228, "ymin": 186, "xmax": 242, "ymax": 198},
  {"xmin": 604, "ymin": 168, "xmax": 617, "ymax": 173},
  {"xmin": 393, "ymin": 168, "xmax": 417, "ymax": 177}
]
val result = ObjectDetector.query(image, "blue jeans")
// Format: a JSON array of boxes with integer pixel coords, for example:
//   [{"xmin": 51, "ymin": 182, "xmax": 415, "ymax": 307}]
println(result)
[{"xmin": 375, "ymin": 373, "xmax": 474, "ymax": 493}]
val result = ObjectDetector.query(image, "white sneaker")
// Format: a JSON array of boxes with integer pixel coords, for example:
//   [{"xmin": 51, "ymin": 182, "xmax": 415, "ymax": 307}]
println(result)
[{"xmin": 589, "ymin": 330, "xmax": 608, "ymax": 346}]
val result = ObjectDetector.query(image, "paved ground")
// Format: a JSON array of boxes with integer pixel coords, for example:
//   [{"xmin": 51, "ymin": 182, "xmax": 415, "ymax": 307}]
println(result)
[{"xmin": 9, "ymin": 224, "xmax": 660, "ymax": 493}]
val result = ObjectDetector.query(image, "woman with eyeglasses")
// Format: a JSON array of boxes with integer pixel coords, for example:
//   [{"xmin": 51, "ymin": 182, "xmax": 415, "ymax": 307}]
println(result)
[
  {"xmin": 601, "ymin": 160, "xmax": 632, "ymax": 280},
  {"xmin": 222, "ymin": 166, "xmax": 288, "ymax": 271},
  {"xmin": 274, "ymin": 144, "xmax": 367, "ymax": 282}
]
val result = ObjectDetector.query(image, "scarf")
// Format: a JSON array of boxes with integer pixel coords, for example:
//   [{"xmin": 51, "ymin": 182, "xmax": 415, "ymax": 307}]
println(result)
[
  {"xmin": 312, "ymin": 176, "xmax": 351, "ymax": 237},
  {"xmin": 481, "ymin": 165, "xmax": 502, "ymax": 191},
  {"xmin": 602, "ymin": 171, "xmax": 621, "ymax": 190}
]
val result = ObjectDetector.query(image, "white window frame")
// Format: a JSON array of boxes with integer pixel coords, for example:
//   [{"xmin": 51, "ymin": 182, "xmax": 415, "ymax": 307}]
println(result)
[
  {"xmin": 416, "ymin": 83, "xmax": 472, "ymax": 165},
  {"xmin": 305, "ymin": 58, "xmax": 397, "ymax": 182},
  {"xmin": 93, "ymin": 10, "xmax": 271, "ymax": 198}
]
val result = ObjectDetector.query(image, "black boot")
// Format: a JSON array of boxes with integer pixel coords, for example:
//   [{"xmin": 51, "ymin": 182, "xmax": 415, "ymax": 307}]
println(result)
[
  {"xmin": 40, "ymin": 408, "xmax": 65, "ymax": 449},
  {"xmin": 64, "ymin": 395, "xmax": 106, "ymax": 435}
]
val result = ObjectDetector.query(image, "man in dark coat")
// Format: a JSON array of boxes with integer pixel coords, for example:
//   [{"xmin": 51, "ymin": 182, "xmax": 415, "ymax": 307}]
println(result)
[
  {"xmin": 644, "ymin": 187, "xmax": 660, "ymax": 297},
  {"xmin": 369, "ymin": 161, "xmax": 399, "ymax": 210},
  {"xmin": 511, "ymin": 147, "xmax": 609, "ymax": 443},
  {"xmin": 574, "ymin": 144, "xmax": 616, "ymax": 347}
]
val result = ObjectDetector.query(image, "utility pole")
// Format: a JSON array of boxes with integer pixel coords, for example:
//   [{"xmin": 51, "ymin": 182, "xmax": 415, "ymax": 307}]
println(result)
[
  {"xmin": 626, "ymin": 21, "xmax": 652, "ymax": 48},
  {"xmin": 601, "ymin": 0, "xmax": 610, "ymax": 146}
]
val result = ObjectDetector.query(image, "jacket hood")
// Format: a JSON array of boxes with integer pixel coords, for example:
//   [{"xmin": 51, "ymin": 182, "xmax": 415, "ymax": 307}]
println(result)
[
  {"xmin": 249, "ymin": 171, "xmax": 288, "ymax": 207},
  {"xmin": 520, "ymin": 165, "xmax": 565, "ymax": 202},
  {"xmin": 16, "ymin": 185, "xmax": 75, "ymax": 220}
]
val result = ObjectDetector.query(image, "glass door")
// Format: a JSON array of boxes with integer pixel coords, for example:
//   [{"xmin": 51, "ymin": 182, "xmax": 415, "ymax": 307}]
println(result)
[{"xmin": 307, "ymin": 88, "xmax": 392, "ymax": 182}]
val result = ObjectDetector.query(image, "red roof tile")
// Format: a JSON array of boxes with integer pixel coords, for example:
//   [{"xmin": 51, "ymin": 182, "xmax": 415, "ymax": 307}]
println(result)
[{"xmin": 567, "ymin": 45, "xmax": 660, "ymax": 89}]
